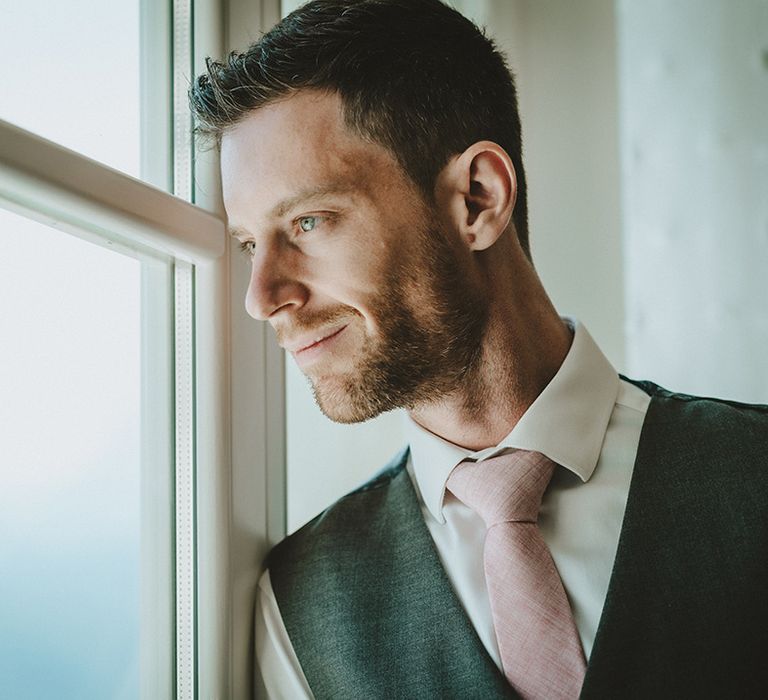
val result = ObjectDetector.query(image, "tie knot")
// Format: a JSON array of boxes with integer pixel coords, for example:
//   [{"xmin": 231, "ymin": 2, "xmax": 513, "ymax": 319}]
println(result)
[{"xmin": 446, "ymin": 450, "xmax": 556, "ymax": 527}]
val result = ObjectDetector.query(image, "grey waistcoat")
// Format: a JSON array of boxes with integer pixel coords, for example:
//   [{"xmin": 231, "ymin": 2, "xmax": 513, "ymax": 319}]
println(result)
[{"xmin": 268, "ymin": 380, "xmax": 768, "ymax": 699}]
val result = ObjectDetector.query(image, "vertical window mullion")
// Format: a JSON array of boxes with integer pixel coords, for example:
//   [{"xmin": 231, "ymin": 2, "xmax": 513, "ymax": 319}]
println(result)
[
  {"xmin": 174, "ymin": 0, "xmax": 194, "ymax": 203},
  {"xmin": 139, "ymin": 0, "xmax": 176, "ymax": 694},
  {"xmin": 140, "ymin": 256, "xmax": 175, "ymax": 700},
  {"xmin": 190, "ymin": 0, "xmax": 230, "ymax": 696},
  {"xmin": 172, "ymin": 0, "xmax": 196, "ymax": 695},
  {"xmin": 174, "ymin": 260, "xmax": 197, "ymax": 699}
]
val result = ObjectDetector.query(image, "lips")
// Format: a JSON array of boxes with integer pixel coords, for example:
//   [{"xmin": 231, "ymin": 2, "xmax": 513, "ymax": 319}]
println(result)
[{"xmin": 285, "ymin": 325, "xmax": 348, "ymax": 355}]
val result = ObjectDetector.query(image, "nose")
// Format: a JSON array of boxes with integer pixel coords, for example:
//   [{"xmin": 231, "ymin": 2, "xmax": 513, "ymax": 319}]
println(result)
[{"xmin": 244, "ymin": 241, "xmax": 308, "ymax": 320}]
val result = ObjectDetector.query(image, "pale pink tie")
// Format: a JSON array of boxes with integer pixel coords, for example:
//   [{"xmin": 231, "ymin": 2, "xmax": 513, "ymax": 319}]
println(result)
[{"xmin": 447, "ymin": 450, "xmax": 586, "ymax": 700}]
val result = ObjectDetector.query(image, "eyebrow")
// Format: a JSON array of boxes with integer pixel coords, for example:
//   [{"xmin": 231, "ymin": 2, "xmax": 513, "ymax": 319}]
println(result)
[{"xmin": 227, "ymin": 184, "xmax": 354, "ymax": 239}]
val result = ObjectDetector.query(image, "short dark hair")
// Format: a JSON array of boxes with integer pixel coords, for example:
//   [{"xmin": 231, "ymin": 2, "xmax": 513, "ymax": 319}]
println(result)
[{"xmin": 190, "ymin": 0, "xmax": 530, "ymax": 259}]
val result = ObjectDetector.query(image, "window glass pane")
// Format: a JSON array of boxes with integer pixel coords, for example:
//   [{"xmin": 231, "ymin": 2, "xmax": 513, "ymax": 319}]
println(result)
[
  {"xmin": 0, "ymin": 1, "xmax": 140, "ymax": 177},
  {"xmin": 0, "ymin": 209, "xmax": 141, "ymax": 698}
]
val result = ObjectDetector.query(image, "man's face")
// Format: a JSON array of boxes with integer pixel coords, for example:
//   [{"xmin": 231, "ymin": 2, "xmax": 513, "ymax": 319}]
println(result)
[{"xmin": 221, "ymin": 90, "xmax": 487, "ymax": 422}]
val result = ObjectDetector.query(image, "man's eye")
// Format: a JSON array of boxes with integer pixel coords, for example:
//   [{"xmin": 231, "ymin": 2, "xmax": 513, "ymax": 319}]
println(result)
[
  {"xmin": 298, "ymin": 216, "xmax": 318, "ymax": 233},
  {"xmin": 239, "ymin": 240, "xmax": 256, "ymax": 256}
]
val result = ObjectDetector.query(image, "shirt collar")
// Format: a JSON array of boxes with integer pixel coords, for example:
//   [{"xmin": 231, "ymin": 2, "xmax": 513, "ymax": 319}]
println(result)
[{"xmin": 405, "ymin": 318, "xmax": 619, "ymax": 523}]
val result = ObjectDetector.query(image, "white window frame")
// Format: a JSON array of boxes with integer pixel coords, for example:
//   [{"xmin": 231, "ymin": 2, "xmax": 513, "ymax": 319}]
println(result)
[
  {"xmin": 0, "ymin": 0, "xmax": 286, "ymax": 697},
  {"xmin": 194, "ymin": 1, "xmax": 285, "ymax": 698}
]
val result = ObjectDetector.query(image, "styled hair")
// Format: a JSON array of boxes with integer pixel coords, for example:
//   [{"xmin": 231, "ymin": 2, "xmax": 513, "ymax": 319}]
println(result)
[{"xmin": 189, "ymin": 0, "xmax": 530, "ymax": 258}]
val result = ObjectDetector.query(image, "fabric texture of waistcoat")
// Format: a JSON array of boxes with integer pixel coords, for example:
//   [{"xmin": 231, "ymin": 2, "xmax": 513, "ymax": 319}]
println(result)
[{"xmin": 267, "ymin": 380, "xmax": 768, "ymax": 699}]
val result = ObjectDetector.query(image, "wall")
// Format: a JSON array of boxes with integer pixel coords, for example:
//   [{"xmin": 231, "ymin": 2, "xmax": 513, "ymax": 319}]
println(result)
[
  {"xmin": 463, "ymin": 0, "xmax": 625, "ymax": 367},
  {"xmin": 617, "ymin": 0, "xmax": 768, "ymax": 402}
]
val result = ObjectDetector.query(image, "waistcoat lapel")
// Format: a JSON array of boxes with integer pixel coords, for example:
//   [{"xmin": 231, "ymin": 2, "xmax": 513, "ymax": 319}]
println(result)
[{"xmin": 269, "ymin": 449, "xmax": 515, "ymax": 700}]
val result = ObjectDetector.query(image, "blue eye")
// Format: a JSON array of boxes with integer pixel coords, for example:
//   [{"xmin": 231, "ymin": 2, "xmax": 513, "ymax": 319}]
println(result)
[
  {"xmin": 239, "ymin": 240, "xmax": 256, "ymax": 256},
  {"xmin": 298, "ymin": 216, "xmax": 317, "ymax": 232}
]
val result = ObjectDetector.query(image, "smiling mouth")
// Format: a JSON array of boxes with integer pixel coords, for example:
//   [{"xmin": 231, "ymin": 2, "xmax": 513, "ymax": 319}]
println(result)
[{"xmin": 294, "ymin": 325, "xmax": 348, "ymax": 355}]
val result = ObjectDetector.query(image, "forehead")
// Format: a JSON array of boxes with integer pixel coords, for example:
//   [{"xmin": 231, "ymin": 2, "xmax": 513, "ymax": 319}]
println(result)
[{"xmin": 220, "ymin": 91, "xmax": 401, "ymax": 218}]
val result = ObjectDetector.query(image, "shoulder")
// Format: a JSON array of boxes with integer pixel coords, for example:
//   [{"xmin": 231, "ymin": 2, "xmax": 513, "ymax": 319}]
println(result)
[
  {"xmin": 623, "ymin": 375, "xmax": 768, "ymax": 427},
  {"xmin": 623, "ymin": 376, "xmax": 768, "ymax": 472},
  {"xmin": 266, "ymin": 447, "xmax": 412, "ymax": 575}
]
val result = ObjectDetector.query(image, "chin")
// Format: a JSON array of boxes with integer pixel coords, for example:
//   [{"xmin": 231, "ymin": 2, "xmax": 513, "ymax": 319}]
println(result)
[{"xmin": 310, "ymin": 374, "xmax": 389, "ymax": 425}]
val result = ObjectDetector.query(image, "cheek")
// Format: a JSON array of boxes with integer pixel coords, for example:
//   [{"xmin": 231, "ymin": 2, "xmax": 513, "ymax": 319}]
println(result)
[{"xmin": 309, "ymin": 234, "xmax": 392, "ymax": 299}]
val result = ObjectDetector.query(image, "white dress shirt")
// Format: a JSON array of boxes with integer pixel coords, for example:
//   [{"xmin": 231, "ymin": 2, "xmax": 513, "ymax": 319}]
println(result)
[{"xmin": 255, "ymin": 319, "xmax": 652, "ymax": 699}]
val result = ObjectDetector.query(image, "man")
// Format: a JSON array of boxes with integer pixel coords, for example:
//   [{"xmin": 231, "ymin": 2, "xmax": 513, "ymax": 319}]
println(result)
[{"xmin": 190, "ymin": 0, "xmax": 768, "ymax": 698}]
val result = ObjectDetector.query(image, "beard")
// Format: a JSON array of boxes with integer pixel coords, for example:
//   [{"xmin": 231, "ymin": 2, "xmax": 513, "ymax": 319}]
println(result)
[{"xmin": 300, "ymin": 220, "xmax": 489, "ymax": 424}]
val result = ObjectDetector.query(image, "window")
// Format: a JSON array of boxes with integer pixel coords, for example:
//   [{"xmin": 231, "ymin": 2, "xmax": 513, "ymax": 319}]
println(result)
[
  {"xmin": 0, "ymin": 0, "xmax": 142, "ymax": 179},
  {"xmin": 0, "ymin": 212, "xmax": 148, "ymax": 698},
  {"xmin": 0, "ymin": 1, "xmax": 283, "ymax": 698}
]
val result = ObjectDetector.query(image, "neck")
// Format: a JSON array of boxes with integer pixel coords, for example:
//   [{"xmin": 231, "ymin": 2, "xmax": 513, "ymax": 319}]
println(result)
[{"xmin": 408, "ymin": 238, "xmax": 573, "ymax": 451}]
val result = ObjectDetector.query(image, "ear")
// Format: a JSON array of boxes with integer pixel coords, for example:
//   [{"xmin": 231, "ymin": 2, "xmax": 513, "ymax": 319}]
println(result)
[{"xmin": 435, "ymin": 141, "xmax": 517, "ymax": 251}]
